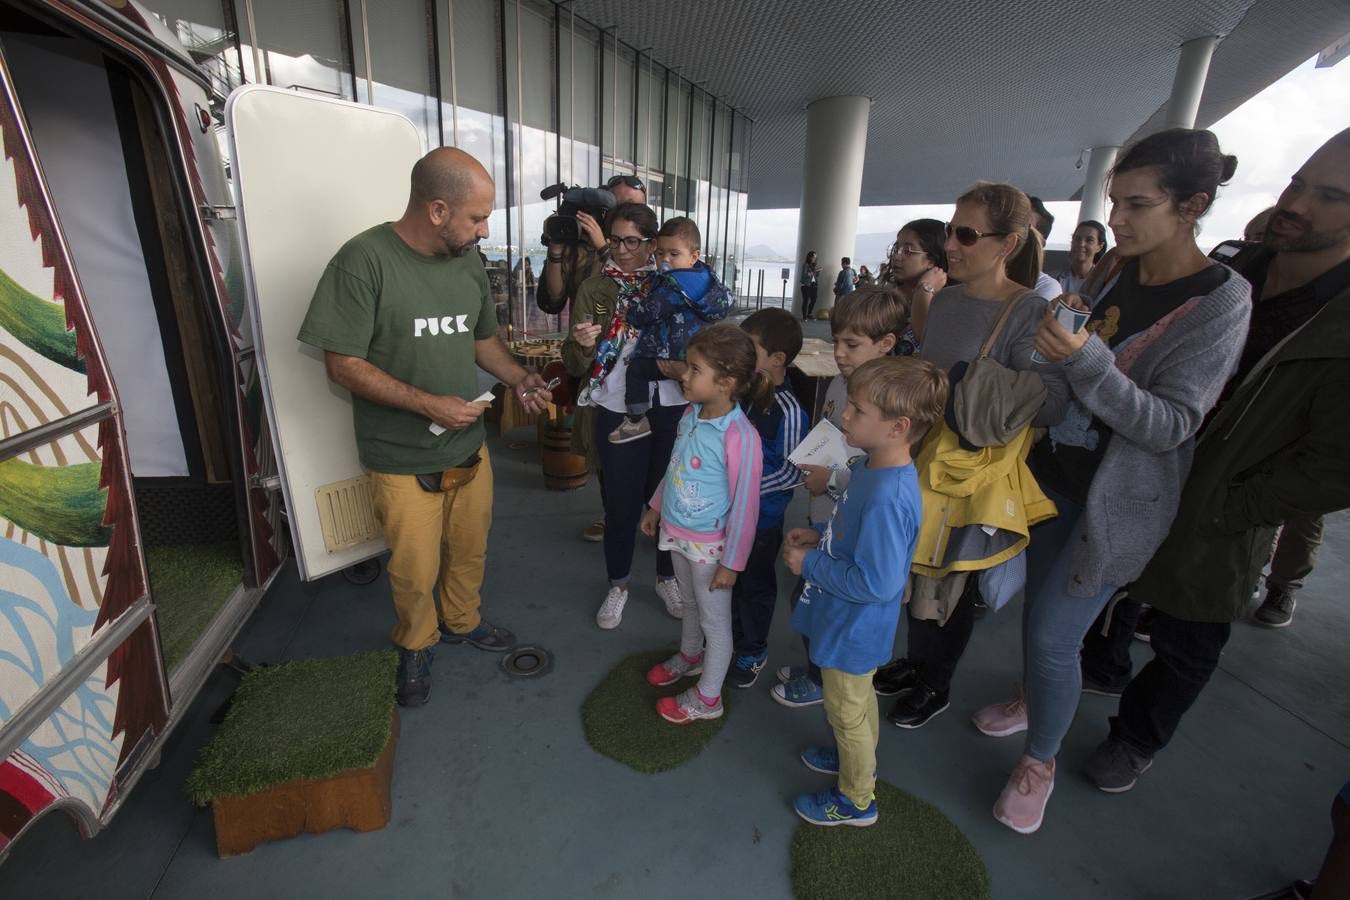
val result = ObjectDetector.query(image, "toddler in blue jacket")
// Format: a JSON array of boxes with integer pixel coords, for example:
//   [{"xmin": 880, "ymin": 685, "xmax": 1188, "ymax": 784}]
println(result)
[
  {"xmin": 610, "ymin": 217, "xmax": 730, "ymax": 443},
  {"xmin": 782, "ymin": 356, "xmax": 947, "ymax": 827}
]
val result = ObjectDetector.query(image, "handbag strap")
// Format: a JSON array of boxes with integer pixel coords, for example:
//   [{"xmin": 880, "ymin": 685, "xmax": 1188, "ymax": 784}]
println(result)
[{"xmin": 976, "ymin": 288, "xmax": 1028, "ymax": 360}]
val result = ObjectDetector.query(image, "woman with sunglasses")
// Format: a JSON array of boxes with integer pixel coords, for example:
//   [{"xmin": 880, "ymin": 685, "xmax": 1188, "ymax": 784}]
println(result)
[
  {"xmin": 562, "ymin": 203, "xmax": 688, "ymax": 630},
  {"xmin": 876, "ymin": 184, "xmax": 1068, "ymax": 729},
  {"xmin": 878, "ymin": 218, "xmax": 949, "ymax": 354},
  {"xmin": 973, "ymin": 129, "xmax": 1251, "ymax": 835},
  {"xmin": 1054, "ymin": 220, "xmax": 1109, "ymax": 295}
]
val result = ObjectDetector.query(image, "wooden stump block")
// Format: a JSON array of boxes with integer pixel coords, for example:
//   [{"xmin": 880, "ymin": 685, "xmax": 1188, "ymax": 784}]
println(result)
[{"xmin": 210, "ymin": 710, "xmax": 399, "ymax": 857}]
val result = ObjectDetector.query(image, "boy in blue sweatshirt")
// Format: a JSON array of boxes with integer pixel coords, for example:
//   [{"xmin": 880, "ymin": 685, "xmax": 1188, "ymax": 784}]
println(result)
[
  {"xmin": 727, "ymin": 309, "xmax": 810, "ymax": 687},
  {"xmin": 610, "ymin": 216, "xmax": 730, "ymax": 443},
  {"xmin": 783, "ymin": 356, "xmax": 947, "ymax": 826}
]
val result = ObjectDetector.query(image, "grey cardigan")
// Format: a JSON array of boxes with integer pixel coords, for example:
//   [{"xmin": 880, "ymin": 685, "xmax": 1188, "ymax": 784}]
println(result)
[{"xmin": 1056, "ymin": 265, "xmax": 1252, "ymax": 598}]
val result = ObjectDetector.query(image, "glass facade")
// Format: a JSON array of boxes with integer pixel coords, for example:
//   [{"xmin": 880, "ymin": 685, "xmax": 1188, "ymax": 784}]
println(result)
[{"xmin": 146, "ymin": 0, "xmax": 753, "ymax": 328}]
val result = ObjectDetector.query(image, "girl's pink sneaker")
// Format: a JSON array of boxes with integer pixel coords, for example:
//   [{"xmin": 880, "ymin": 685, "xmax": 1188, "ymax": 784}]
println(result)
[{"xmin": 645, "ymin": 652, "xmax": 703, "ymax": 687}]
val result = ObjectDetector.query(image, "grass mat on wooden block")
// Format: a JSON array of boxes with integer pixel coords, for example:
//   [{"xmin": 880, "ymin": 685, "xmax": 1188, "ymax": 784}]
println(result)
[
  {"xmin": 582, "ymin": 649, "xmax": 728, "ymax": 773},
  {"xmin": 187, "ymin": 650, "xmax": 398, "ymax": 805},
  {"xmin": 791, "ymin": 781, "xmax": 990, "ymax": 900},
  {"xmin": 145, "ymin": 542, "xmax": 244, "ymax": 671}
]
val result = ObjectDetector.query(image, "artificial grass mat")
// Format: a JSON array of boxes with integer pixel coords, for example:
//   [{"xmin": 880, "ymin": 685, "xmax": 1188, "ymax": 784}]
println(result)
[
  {"xmin": 145, "ymin": 542, "xmax": 244, "ymax": 671},
  {"xmin": 187, "ymin": 650, "xmax": 398, "ymax": 805},
  {"xmin": 791, "ymin": 780, "xmax": 990, "ymax": 900},
  {"xmin": 582, "ymin": 649, "xmax": 729, "ymax": 773}
]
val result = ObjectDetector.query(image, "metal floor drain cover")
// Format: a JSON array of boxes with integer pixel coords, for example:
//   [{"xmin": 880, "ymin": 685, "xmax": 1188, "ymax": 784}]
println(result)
[{"xmin": 502, "ymin": 646, "xmax": 552, "ymax": 678}]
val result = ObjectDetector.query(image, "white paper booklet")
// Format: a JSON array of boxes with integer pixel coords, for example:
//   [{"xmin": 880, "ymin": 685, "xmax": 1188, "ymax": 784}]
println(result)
[
  {"xmin": 429, "ymin": 389, "xmax": 497, "ymax": 435},
  {"xmin": 788, "ymin": 418, "xmax": 858, "ymax": 472}
]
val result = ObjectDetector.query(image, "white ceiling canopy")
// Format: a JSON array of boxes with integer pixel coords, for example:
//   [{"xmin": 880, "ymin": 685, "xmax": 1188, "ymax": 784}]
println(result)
[{"xmin": 575, "ymin": 0, "xmax": 1350, "ymax": 209}]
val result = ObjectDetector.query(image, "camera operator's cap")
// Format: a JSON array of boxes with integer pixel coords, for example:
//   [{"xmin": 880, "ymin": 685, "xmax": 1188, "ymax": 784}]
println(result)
[{"xmin": 605, "ymin": 174, "xmax": 646, "ymax": 193}]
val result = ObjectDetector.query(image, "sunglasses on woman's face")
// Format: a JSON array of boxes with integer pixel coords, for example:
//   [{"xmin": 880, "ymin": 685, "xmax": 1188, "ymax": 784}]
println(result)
[
  {"xmin": 606, "ymin": 174, "xmax": 646, "ymax": 192},
  {"xmin": 607, "ymin": 235, "xmax": 651, "ymax": 251},
  {"xmin": 945, "ymin": 223, "xmax": 1009, "ymax": 246}
]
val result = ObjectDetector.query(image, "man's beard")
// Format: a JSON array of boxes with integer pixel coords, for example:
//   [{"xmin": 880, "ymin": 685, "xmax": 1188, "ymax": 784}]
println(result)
[
  {"xmin": 441, "ymin": 229, "xmax": 480, "ymax": 257},
  {"xmin": 1263, "ymin": 211, "xmax": 1350, "ymax": 253}
]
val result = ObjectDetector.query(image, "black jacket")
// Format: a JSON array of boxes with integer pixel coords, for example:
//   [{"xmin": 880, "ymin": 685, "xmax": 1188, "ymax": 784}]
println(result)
[{"xmin": 1133, "ymin": 255, "xmax": 1350, "ymax": 622}]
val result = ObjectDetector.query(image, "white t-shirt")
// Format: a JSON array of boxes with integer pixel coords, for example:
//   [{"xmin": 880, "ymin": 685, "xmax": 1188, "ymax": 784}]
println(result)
[
  {"xmin": 1033, "ymin": 271, "xmax": 1062, "ymax": 301},
  {"xmin": 807, "ymin": 374, "xmax": 863, "ymax": 525},
  {"xmin": 587, "ymin": 331, "xmax": 685, "ymax": 413}
]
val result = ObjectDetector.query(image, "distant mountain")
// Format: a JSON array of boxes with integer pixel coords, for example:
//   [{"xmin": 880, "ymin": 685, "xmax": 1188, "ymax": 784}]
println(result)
[{"xmin": 745, "ymin": 243, "xmax": 789, "ymax": 261}]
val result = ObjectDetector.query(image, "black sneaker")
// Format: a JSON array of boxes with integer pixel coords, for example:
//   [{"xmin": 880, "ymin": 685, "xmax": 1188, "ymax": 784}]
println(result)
[
  {"xmin": 873, "ymin": 657, "xmax": 918, "ymax": 696},
  {"xmin": 1084, "ymin": 736, "xmax": 1153, "ymax": 793},
  {"xmin": 439, "ymin": 620, "xmax": 515, "ymax": 651},
  {"xmin": 726, "ymin": 651, "xmax": 768, "ymax": 688},
  {"xmin": 396, "ymin": 647, "xmax": 433, "ymax": 707},
  {"xmin": 886, "ymin": 682, "xmax": 950, "ymax": 729},
  {"xmin": 1253, "ymin": 589, "xmax": 1295, "ymax": 628},
  {"xmin": 1133, "ymin": 607, "xmax": 1155, "ymax": 643},
  {"xmin": 1081, "ymin": 673, "xmax": 1126, "ymax": 698}
]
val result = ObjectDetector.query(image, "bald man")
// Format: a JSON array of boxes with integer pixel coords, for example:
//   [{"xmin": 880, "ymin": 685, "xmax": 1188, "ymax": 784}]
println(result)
[{"xmin": 299, "ymin": 147, "xmax": 550, "ymax": 707}]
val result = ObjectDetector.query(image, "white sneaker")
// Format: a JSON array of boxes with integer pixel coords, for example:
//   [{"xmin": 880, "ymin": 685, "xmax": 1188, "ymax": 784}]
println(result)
[
  {"xmin": 596, "ymin": 586, "xmax": 628, "ymax": 630},
  {"xmin": 655, "ymin": 578, "xmax": 684, "ymax": 618}
]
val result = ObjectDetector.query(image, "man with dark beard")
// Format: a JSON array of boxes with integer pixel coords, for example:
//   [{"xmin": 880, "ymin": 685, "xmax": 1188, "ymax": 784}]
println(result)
[
  {"xmin": 299, "ymin": 147, "xmax": 551, "ymax": 707},
  {"xmin": 1080, "ymin": 129, "xmax": 1350, "ymax": 792}
]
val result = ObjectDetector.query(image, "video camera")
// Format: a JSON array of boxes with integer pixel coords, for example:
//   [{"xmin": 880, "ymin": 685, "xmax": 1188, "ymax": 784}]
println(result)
[{"xmin": 540, "ymin": 182, "xmax": 616, "ymax": 245}]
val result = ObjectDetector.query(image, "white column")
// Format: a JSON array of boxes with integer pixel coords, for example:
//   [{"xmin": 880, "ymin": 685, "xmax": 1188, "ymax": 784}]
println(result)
[
  {"xmin": 1078, "ymin": 145, "xmax": 1119, "ymax": 225},
  {"xmin": 794, "ymin": 95, "xmax": 870, "ymax": 317},
  {"xmin": 1163, "ymin": 36, "xmax": 1219, "ymax": 130}
]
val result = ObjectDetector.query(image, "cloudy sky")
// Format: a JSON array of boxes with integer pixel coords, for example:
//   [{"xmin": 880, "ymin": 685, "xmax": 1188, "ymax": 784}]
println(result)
[{"xmin": 744, "ymin": 54, "xmax": 1350, "ymax": 256}]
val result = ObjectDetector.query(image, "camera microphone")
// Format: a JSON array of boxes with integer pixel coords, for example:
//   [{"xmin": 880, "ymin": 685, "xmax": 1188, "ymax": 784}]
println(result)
[{"xmin": 540, "ymin": 182, "xmax": 568, "ymax": 201}]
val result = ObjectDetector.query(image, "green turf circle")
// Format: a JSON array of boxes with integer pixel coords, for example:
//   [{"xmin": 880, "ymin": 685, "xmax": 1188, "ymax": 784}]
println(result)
[
  {"xmin": 582, "ymin": 649, "xmax": 728, "ymax": 773},
  {"xmin": 791, "ymin": 780, "xmax": 990, "ymax": 900}
]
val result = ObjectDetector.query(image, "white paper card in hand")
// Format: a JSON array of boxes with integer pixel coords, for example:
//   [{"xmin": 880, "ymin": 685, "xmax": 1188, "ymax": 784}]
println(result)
[
  {"xmin": 429, "ymin": 389, "xmax": 496, "ymax": 435},
  {"xmin": 788, "ymin": 419, "xmax": 856, "ymax": 472},
  {"xmin": 1032, "ymin": 301, "xmax": 1092, "ymax": 364}
]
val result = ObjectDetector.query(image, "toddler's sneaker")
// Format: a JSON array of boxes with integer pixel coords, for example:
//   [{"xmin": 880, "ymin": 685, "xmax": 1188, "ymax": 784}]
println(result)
[
  {"xmin": 972, "ymin": 695, "xmax": 1028, "ymax": 737},
  {"xmin": 772, "ymin": 673, "xmax": 824, "ymax": 708},
  {"xmin": 799, "ymin": 746, "xmax": 840, "ymax": 775},
  {"xmin": 726, "ymin": 651, "xmax": 768, "ymax": 688},
  {"xmin": 776, "ymin": 665, "xmax": 807, "ymax": 684},
  {"xmin": 609, "ymin": 416, "xmax": 651, "ymax": 443},
  {"xmin": 793, "ymin": 787, "xmax": 877, "ymax": 827},
  {"xmin": 657, "ymin": 687, "xmax": 723, "ymax": 724},
  {"xmin": 646, "ymin": 652, "xmax": 703, "ymax": 687},
  {"xmin": 654, "ymin": 578, "xmax": 685, "ymax": 618},
  {"xmin": 993, "ymin": 755, "xmax": 1055, "ymax": 835}
]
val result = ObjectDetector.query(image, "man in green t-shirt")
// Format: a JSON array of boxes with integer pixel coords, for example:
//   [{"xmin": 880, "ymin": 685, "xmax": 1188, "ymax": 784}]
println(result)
[{"xmin": 299, "ymin": 147, "xmax": 550, "ymax": 707}]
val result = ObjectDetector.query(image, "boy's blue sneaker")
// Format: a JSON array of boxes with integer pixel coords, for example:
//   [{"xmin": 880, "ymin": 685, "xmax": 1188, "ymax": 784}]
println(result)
[
  {"xmin": 800, "ymin": 746, "xmax": 839, "ymax": 775},
  {"xmin": 793, "ymin": 787, "xmax": 877, "ymax": 827},
  {"xmin": 772, "ymin": 673, "xmax": 824, "ymax": 708},
  {"xmin": 726, "ymin": 651, "xmax": 768, "ymax": 688}
]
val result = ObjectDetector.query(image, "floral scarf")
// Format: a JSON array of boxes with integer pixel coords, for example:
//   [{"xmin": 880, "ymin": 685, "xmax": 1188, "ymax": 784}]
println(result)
[{"xmin": 578, "ymin": 261, "xmax": 654, "ymax": 405}]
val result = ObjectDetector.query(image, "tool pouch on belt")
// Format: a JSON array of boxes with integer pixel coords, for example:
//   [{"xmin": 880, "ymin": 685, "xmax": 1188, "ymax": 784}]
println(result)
[{"xmin": 414, "ymin": 449, "xmax": 481, "ymax": 492}]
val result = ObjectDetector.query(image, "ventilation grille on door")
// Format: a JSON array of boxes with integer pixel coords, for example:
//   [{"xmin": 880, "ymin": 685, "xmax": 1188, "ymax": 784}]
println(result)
[{"xmin": 315, "ymin": 476, "xmax": 381, "ymax": 552}]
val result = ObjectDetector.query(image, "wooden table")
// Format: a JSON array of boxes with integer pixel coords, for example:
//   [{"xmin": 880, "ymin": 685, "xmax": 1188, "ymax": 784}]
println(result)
[{"xmin": 788, "ymin": 338, "xmax": 838, "ymax": 425}]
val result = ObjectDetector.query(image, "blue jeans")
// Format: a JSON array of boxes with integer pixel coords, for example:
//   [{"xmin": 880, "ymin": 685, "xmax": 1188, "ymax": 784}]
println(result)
[{"xmin": 1022, "ymin": 489, "xmax": 1117, "ymax": 762}]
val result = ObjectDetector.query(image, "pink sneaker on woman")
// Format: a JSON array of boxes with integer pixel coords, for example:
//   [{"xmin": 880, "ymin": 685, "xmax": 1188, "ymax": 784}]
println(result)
[
  {"xmin": 972, "ymin": 696, "xmax": 1027, "ymax": 737},
  {"xmin": 993, "ymin": 755, "xmax": 1055, "ymax": 834}
]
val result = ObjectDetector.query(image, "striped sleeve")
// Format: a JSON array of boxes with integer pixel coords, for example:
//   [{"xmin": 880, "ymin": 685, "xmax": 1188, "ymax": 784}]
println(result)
[
  {"xmin": 761, "ymin": 390, "xmax": 808, "ymax": 494},
  {"xmin": 719, "ymin": 418, "xmax": 763, "ymax": 571}
]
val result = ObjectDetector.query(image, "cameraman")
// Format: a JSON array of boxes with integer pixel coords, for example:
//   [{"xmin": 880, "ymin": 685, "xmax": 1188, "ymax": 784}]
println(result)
[{"xmin": 537, "ymin": 174, "xmax": 647, "ymax": 317}]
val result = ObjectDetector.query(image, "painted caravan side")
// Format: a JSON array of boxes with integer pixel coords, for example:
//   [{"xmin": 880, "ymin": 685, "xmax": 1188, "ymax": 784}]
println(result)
[{"xmin": 0, "ymin": 0, "xmax": 287, "ymax": 855}]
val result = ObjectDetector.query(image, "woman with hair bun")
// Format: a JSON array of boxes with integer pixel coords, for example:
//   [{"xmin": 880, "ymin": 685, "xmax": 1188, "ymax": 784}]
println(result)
[{"xmin": 971, "ymin": 128, "xmax": 1252, "ymax": 835}]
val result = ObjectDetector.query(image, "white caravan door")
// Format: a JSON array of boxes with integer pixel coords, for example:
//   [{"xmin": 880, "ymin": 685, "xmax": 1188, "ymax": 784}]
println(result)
[{"xmin": 226, "ymin": 86, "xmax": 423, "ymax": 580}]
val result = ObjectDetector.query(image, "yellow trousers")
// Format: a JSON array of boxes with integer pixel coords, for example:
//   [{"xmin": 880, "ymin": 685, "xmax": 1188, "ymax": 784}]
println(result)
[
  {"xmin": 368, "ymin": 447, "xmax": 492, "ymax": 651},
  {"xmin": 822, "ymin": 667, "xmax": 880, "ymax": 808}
]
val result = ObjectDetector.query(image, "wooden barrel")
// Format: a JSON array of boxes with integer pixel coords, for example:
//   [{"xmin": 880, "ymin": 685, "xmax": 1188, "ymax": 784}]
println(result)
[{"xmin": 541, "ymin": 422, "xmax": 588, "ymax": 491}]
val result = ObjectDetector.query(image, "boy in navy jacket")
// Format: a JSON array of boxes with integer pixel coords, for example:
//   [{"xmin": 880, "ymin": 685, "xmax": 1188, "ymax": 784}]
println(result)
[
  {"xmin": 783, "ymin": 357, "xmax": 946, "ymax": 827},
  {"xmin": 726, "ymin": 309, "xmax": 810, "ymax": 687}
]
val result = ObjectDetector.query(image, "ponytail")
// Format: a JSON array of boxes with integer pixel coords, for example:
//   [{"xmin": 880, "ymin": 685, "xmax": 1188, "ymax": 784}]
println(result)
[
  {"xmin": 744, "ymin": 370, "xmax": 775, "ymax": 412},
  {"xmin": 1006, "ymin": 226, "xmax": 1044, "ymax": 291}
]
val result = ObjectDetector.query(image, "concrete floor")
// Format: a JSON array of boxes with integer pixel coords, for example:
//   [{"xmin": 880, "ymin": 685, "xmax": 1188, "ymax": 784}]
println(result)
[{"xmin": 2, "ymin": 332, "xmax": 1347, "ymax": 899}]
